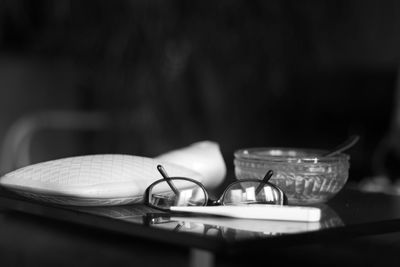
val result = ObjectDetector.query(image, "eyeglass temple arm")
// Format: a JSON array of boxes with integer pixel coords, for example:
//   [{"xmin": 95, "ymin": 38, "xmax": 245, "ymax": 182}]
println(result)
[
  {"xmin": 255, "ymin": 170, "xmax": 274, "ymax": 195},
  {"xmin": 157, "ymin": 165, "xmax": 180, "ymax": 196}
]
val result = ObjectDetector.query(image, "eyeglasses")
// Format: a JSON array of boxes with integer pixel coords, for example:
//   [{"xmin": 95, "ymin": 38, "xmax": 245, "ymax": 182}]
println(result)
[{"xmin": 145, "ymin": 165, "xmax": 287, "ymax": 211}]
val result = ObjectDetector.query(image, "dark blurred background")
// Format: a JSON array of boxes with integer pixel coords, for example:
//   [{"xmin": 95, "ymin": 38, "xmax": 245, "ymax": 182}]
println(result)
[{"xmin": 0, "ymin": 0, "xmax": 400, "ymax": 186}]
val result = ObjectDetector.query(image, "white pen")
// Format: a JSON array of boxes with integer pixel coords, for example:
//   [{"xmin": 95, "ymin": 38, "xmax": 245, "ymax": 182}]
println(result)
[{"xmin": 170, "ymin": 205, "xmax": 322, "ymax": 222}]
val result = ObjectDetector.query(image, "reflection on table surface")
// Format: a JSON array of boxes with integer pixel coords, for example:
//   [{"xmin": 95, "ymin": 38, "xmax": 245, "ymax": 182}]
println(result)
[
  {"xmin": 74, "ymin": 203, "xmax": 344, "ymax": 241},
  {"xmin": 5, "ymin": 187, "xmax": 400, "ymax": 243}
]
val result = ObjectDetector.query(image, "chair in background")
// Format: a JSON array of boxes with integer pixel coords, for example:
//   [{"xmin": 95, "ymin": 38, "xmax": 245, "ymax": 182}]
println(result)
[{"xmin": 0, "ymin": 110, "xmax": 112, "ymax": 175}]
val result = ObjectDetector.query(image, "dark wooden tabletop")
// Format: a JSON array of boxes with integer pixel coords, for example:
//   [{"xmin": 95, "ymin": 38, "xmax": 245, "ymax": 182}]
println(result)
[{"xmin": 2, "ymin": 186, "xmax": 400, "ymax": 266}]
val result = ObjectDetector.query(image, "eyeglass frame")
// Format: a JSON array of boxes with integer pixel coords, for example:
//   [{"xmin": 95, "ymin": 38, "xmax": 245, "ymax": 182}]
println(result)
[{"xmin": 144, "ymin": 165, "xmax": 287, "ymax": 211}]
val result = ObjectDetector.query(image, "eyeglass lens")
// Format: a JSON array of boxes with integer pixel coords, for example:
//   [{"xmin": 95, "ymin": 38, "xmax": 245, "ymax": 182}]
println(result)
[
  {"xmin": 148, "ymin": 179, "xmax": 207, "ymax": 209},
  {"xmin": 222, "ymin": 181, "xmax": 283, "ymax": 205}
]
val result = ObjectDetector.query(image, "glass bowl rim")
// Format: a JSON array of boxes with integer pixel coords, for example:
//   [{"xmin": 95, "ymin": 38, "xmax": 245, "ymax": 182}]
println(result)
[{"xmin": 234, "ymin": 147, "xmax": 350, "ymax": 163}]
